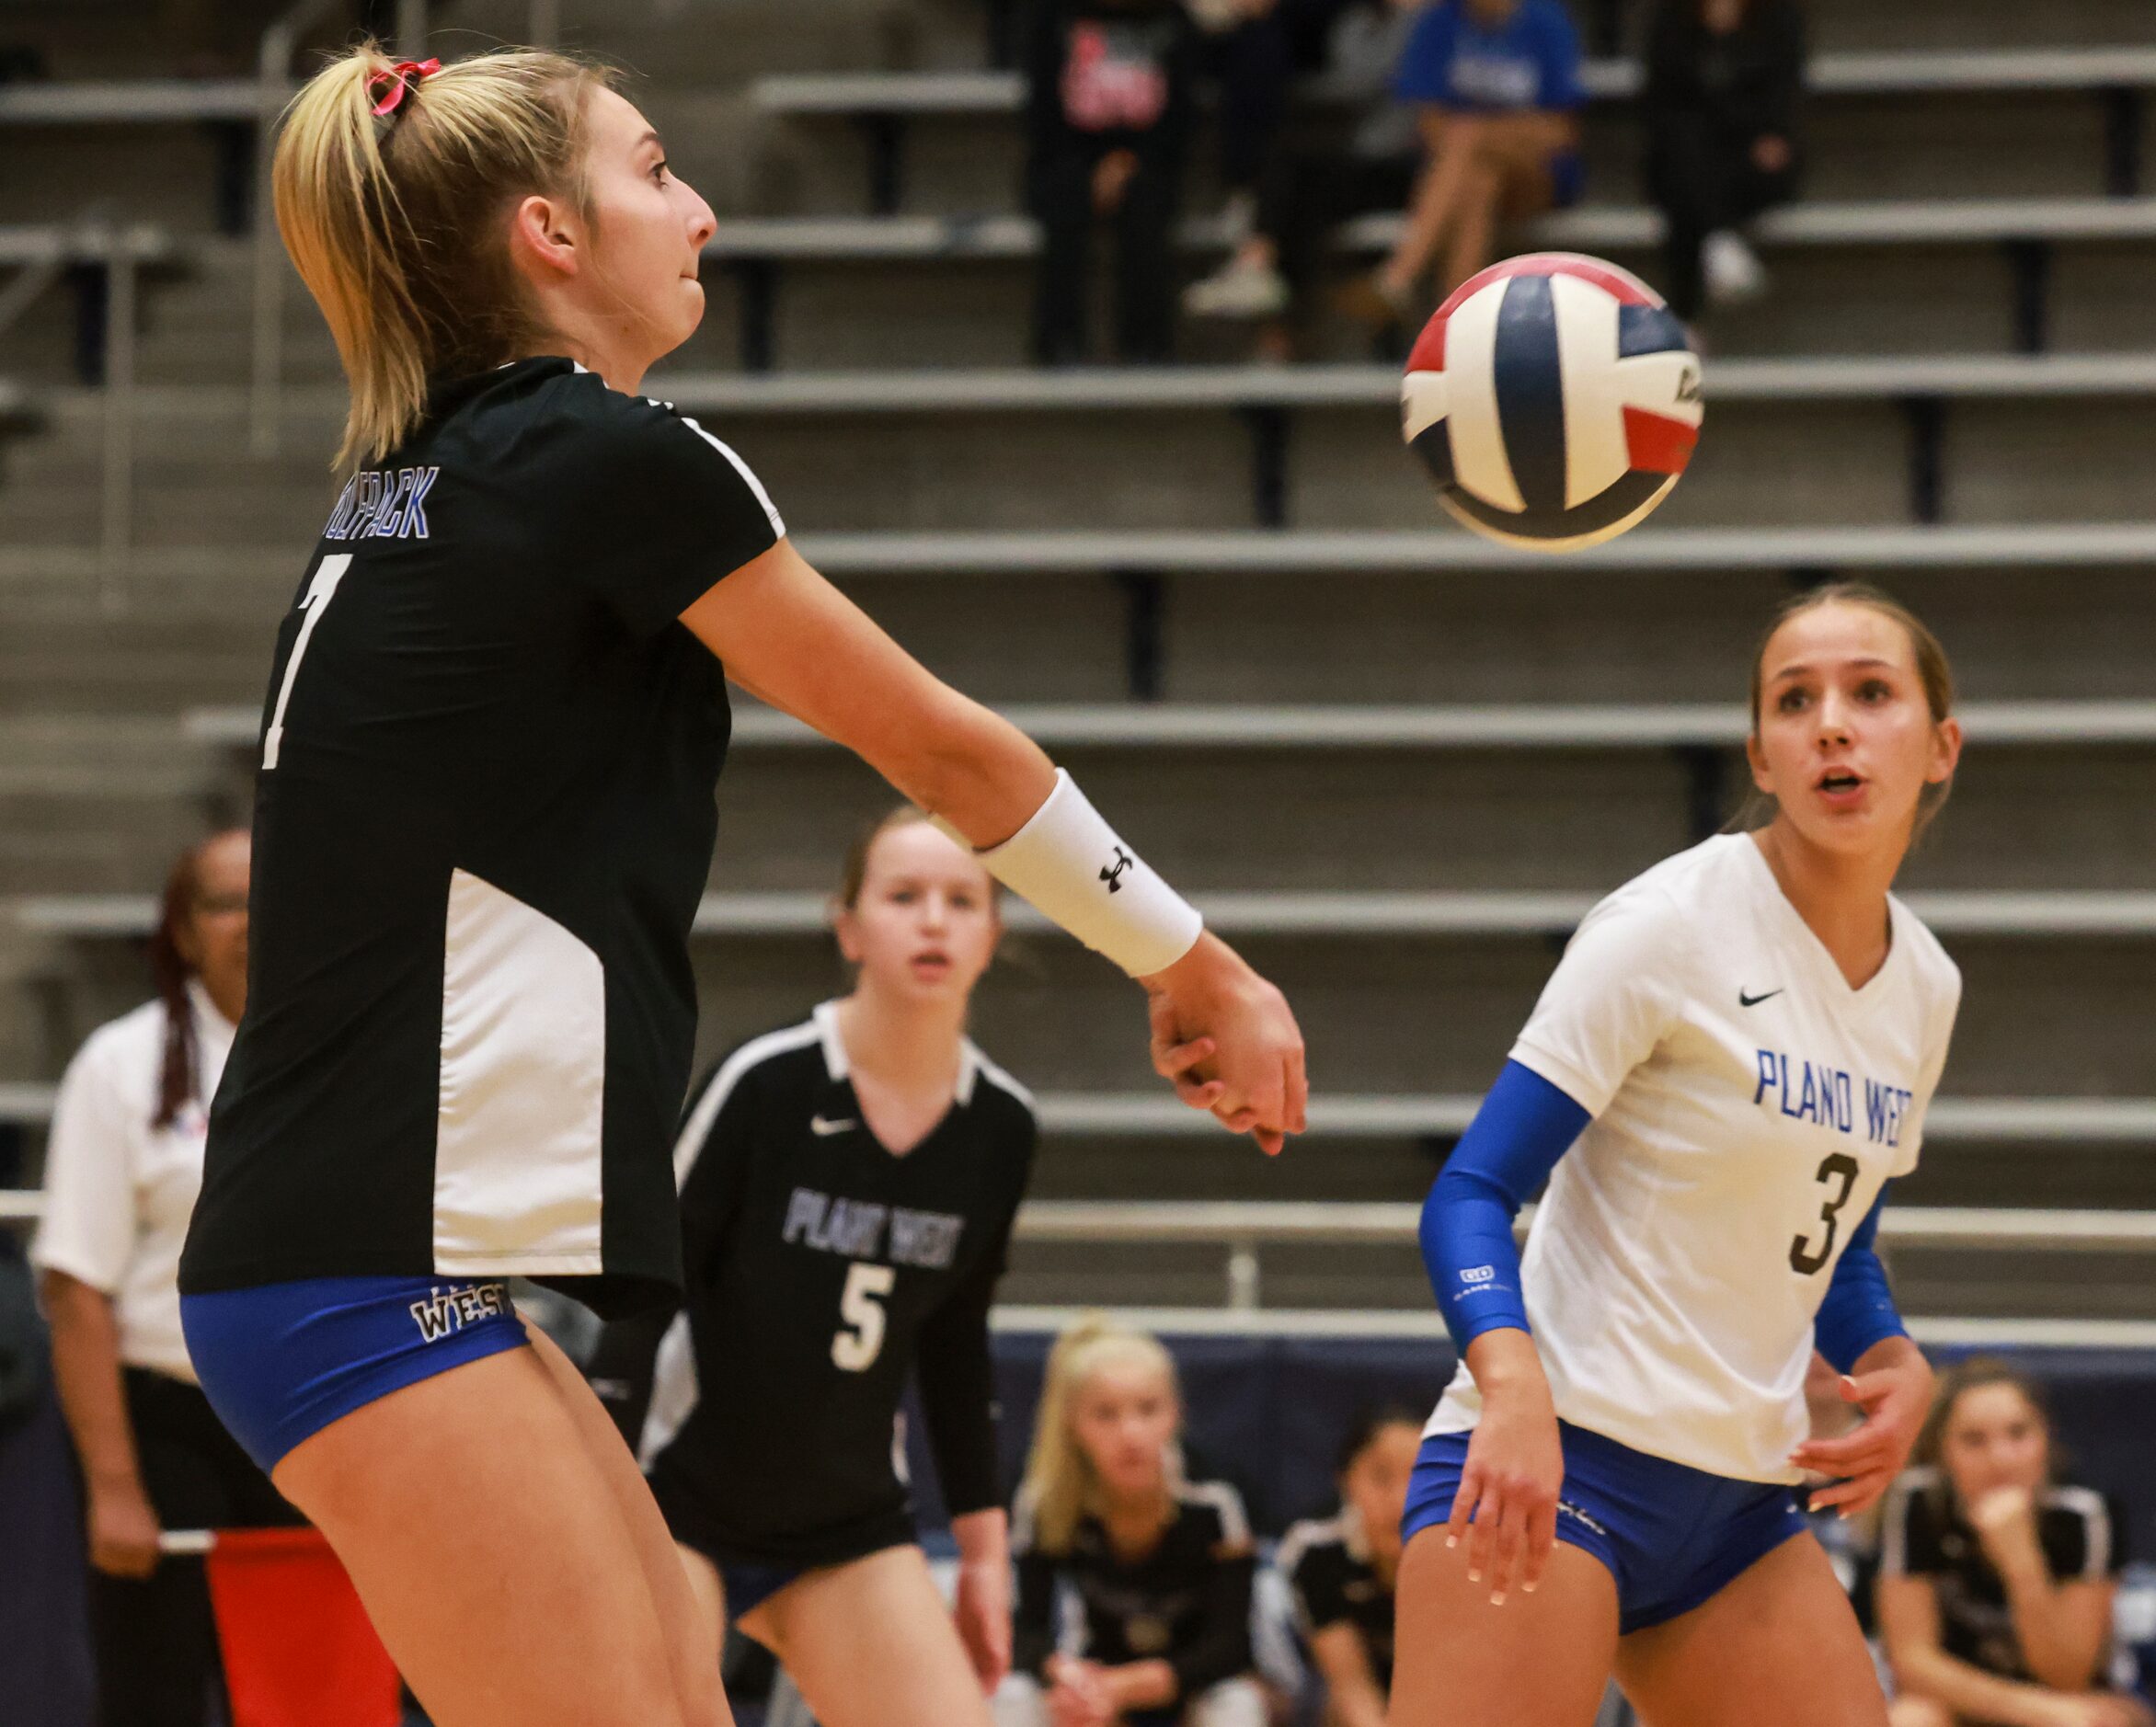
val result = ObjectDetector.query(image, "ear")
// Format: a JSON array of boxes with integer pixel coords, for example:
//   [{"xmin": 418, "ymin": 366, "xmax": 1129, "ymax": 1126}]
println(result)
[
  {"xmin": 1927, "ymin": 715, "xmax": 1965, "ymax": 785},
  {"xmin": 171, "ymin": 917, "xmax": 205, "ymax": 971},
  {"xmin": 508, "ymin": 193, "xmax": 582, "ymax": 282},
  {"xmin": 1744, "ymin": 727, "xmax": 1773, "ymax": 796},
  {"xmin": 831, "ymin": 903, "xmax": 865, "ymax": 966}
]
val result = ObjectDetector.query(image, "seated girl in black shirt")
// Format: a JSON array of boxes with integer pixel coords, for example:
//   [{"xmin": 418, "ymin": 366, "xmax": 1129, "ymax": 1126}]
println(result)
[
  {"xmin": 1278, "ymin": 1407, "xmax": 1424, "ymax": 1727},
  {"xmin": 1876, "ymin": 1357, "xmax": 2150, "ymax": 1727},
  {"xmin": 999, "ymin": 1318, "xmax": 1265, "ymax": 1727}
]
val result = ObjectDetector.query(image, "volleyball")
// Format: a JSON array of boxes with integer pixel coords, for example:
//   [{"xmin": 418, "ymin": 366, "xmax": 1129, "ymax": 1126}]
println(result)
[{"xmin": 1400, "ymin": 254, "xmax": 1703, "ymax": 551}]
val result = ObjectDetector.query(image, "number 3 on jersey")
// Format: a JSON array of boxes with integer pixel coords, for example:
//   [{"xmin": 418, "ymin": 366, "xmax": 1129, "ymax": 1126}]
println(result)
[
  {"xmin": 1789, "ymin": 1151, "xmax": 1862, "ymax": 1275},
  {"xmin": 262, "ymin": 554, "xmax": 353, "ymax": 770},
  {"xmin": 832, "ymin": 1262, "xmax": 896, "ymax": 1371}
]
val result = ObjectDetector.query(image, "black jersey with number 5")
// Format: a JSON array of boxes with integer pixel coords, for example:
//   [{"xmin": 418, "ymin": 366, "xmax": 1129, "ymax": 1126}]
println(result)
[
  {"xmin": 178, "ymin": 357, "xmax": 785, "ymax": 1318},
  {"xmin": 591, "ymin": 1003, "xmax": 1038, "ymax": 1569}
]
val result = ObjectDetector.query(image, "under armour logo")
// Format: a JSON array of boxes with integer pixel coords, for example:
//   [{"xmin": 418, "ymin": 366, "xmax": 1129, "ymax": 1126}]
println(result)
[{"xmin": 1100, "ymin": 846, "xmax": 1133, "ymax": 893}]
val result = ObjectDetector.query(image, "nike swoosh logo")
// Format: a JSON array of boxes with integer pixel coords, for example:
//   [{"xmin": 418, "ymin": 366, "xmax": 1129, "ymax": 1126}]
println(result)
[
  {"xmin": 1738, "ymin": 989, "xmax": 1784, "ymax": 1008},
  {"xmin": 809, "ymin": 1115, "xmax": 857, "ymax": 1137}
]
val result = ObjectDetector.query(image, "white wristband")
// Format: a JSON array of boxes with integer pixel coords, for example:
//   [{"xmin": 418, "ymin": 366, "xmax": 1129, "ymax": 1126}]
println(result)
[{"xmin": 943, "ymin": 771, "xmax": 1203, "ymax": 978}]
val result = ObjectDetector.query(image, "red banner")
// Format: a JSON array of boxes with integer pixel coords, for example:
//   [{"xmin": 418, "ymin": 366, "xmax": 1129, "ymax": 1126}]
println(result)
[{"xmin": 203, "ymin": 1529, "xmax": 402, "ymax": 1727}]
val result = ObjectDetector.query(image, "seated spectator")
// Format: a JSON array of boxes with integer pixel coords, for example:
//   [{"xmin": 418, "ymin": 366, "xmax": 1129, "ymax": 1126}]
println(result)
[
  {"xmin": 1345, "ymin": 0, "xmax": 1586, "ymax": 329},
  {"xmin": 1277, "ymin": 1406, "xmax": 1422, "ymax": 1727},
  {"xmin": 1183, "ymin": 0, "xmax": 1427, "ymax": 337},
  {"xmin": 1024, "ymin": 0, "xmax": 1200, "ymax": 365},
  {"xmin": 1641, "ymin": 0, "xmax": 1805, "ymax": 326},
  {"xmin": 31, "ymin": 831, "xmax": 306, "ymax": 1727},
  {"xmin": 1876, "ymin": 1357, "xmax": 2152, "ymax": 1727},
  {"xmin": 997, "ymin": 1317, "xmax": 1266, "ymax": 1727}
]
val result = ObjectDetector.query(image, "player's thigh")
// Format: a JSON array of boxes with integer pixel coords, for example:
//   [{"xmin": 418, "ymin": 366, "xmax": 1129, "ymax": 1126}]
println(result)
[
  {"xmin": 746, "ymin": 1543, "xmax": 993, "ymax": 1727},
  {"xmin": 1885, "ymin": 1698, "xmax": 1955, "ymax": 1727},
  {"xmin": 1615, "ymin": 1531, "xmax": 1886, "ymax": 1727},
  {"xmin": 1389, "ymin": 1523, "xmax": 1621, "ymax": 1727},
  {"xmin": 522, "ymin": 1323, "xmax": 727, "ymax": 1724},
  {"xmin": 270, "ymin": 1342, "xmax": 710, "ymax": 1727},
  {"xmin": 674, "ymin": 1539, "xmax": 728, "ymax": 1643}
]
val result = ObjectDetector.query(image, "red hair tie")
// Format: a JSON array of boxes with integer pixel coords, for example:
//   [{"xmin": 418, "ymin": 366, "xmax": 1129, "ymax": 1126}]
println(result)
[{"xmin": 369, "ymin": 57, "xmax": 441, "ymax": 121}]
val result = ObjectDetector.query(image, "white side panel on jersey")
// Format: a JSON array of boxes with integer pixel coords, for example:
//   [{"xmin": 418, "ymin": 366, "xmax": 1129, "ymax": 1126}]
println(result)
[
  {"xmin": 637, "ymin": 1310, "xmax": 698, "ymax": 1470},
  {"xmin": 1437, "ymin": 280, "xmax": 1524, "ymax": 513},
  {"xmin": 1553, "ymin": 273, "xmax": 1630, "ymax": 509},
  {"xmin": 434, "ymin": 869, "xmax": 607, "ymax": 1275}
]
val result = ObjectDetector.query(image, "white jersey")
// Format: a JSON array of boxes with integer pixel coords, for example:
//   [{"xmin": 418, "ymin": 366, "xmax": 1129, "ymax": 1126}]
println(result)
[
  {"xmin": 1428, "ymin": 833, "xmax": 1962, "ymax": 1483},
  {"xmin": 32, "ymin": 983, "xmax": 236, "ymax": 1382}
]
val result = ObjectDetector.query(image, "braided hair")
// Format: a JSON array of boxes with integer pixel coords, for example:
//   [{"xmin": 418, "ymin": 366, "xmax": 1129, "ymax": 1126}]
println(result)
[{"xmin": 146, "ymin": 831, "xmax": 245, "ymax": 1130}]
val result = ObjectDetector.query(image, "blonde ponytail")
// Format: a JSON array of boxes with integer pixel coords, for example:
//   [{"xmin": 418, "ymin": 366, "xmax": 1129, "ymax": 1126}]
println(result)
[
  {"xmin": 1018, "ymin": 1315, "xmax": 1180, "ymax": 1557},
  {"xmin": 273, "ymin": 43, "xmax": 614, "ymax": 472}
]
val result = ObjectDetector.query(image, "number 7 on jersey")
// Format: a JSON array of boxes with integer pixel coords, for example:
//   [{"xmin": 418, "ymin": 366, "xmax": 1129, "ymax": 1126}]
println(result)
[{"xmin": 262, "ymin": 554, "xmax": 353, "ymax": 771}]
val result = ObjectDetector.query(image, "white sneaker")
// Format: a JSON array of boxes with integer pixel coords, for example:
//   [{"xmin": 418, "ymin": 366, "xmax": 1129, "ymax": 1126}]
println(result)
[
  {"xmin": 1183, "ymin": 256, "xmax": 1291, "ymax": 319},
  {"xmin": 1703, "ymin": 230, "xmax": 1768, "ymax": 306}
]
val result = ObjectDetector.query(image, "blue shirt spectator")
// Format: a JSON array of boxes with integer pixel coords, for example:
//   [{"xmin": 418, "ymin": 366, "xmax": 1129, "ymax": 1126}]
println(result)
[{"xmin": 1393, "ymin": 0, "xmax": 1584, "ymax": 114}]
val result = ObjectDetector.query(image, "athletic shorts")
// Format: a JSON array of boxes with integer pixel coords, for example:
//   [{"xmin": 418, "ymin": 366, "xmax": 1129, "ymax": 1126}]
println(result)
[
  {"xmin": 180, "ymin": 1275, "xmax": 529, "ymax": 1474},
  {"xmin": 1402, "ymin": 1420, "xmax": 1808, "ymax": 1635},
  {"xmin": 648, "ymin": 1465, "xmax": 913, "ymax": 1629}
]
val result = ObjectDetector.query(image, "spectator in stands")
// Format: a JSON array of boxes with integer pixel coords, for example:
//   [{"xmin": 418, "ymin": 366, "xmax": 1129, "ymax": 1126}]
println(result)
[
  {"xmin": 1876, "ymin": 1357, "xmax": 2152, "ymax": 1727},
  {"xmin": 999, "ymin": 1316, "xmax": 1266, "ymax": 1726},
  {"xmin": 1340, "ymin": 0, "xmax": 1586, "ymax": 332},
  {"xmin": 1277, "ymin": 1406, "xmax": 1422, "ymax": 1727},
  {"xmin": 31, "ymin": 830, "xmax": 304, "ymax": 1727},
  {"xmin": 1181, "ymin": 0, "xmax": 1427, "ymax": 339},
  {"xmin": 1023, "ymin": 0, "xmax": 1200, "ymax": 364},
  {"xmin": 1641, "ymin": 0, "xmax": 1805, "ymax": 326}
]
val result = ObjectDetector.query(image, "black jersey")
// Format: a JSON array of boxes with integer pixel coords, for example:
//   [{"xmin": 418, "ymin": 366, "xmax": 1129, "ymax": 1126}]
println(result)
[
  {"xmin": 1278, "ymin": 1508, "xmax": 1395, "ymax": 1690},
  {"xmin": 1879, "ymin": 1468, "xmax": 2126, "ymax": 1681},
  {"xmin": 591, "ymin": 1004, "xmax": 1038, "ymax": 1569},
  {"xmin": 1012, "ymin": 1479, "xmax": 1256, "ymax": 1702},
  {"xmin": 179, "ymin": 358, "xmax": 784, "ymax": 1318}
]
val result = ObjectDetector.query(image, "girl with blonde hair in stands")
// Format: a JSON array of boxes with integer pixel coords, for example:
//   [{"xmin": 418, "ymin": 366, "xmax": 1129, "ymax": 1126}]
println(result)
[
  {"xmin": 172, "ymin": 43, "xmax": 1303, "ymax": 1727},
  {"xmin": 1878, "ymin": 1357, "xmax": 2151, "ymax": 1727},
  {"xmin": 1392, "ymin": 583, "xmax": 1966, "ymax": 1727},
  {"xmin": 1000, "ymin": 1318, "xmax": 1267, "ymax": 1727}
]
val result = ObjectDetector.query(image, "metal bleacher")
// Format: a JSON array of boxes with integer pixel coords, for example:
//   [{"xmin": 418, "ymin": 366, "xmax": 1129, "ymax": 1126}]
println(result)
[{"xmin": 0, "ymin": 0, "xmax": 2152, "ymax": 1331}]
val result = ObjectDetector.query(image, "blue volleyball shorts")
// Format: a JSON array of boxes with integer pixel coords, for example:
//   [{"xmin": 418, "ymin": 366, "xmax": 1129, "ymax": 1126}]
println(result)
[
  {"xmin": 1402, "ymin": 1419, "xmax": 1809, "ymax": 1635},
  {"xmin": 181, "ymin": 1275, "xmax": 531, "ymax": 1474}
]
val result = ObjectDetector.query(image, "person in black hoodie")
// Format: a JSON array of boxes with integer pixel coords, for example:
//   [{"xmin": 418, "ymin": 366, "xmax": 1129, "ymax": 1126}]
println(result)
[
  {"xmin": 1024, "ymin": 0, "xmax": 1200, "ymax": 364},
  {"xmin": 1641, "ymin": 0, "xmax": 1806, "ymax": 324}
]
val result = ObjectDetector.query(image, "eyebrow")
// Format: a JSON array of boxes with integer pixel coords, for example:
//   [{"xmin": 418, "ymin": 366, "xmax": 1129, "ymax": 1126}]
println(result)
[
  {"xmin": 1767, "ymin": 656, "xmax": 1898, "ymax": 681},
  {"xmin": 636, "ymin": 130, "xmax": 665, "ymax": 154}
]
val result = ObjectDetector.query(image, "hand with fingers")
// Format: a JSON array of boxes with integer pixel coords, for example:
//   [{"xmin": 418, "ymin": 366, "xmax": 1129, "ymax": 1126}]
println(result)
[
  {"xmin": 1788, "ymin": 1339, "xmax": 1934, "ymax": 1520},
  {"xmin": 1448, "ymin": 1330, "xmax": 1565, "ymax": 1608},
  {"xmin": 1142, "ymin": 932, "xmax": 1308, "ymax": 1156}
]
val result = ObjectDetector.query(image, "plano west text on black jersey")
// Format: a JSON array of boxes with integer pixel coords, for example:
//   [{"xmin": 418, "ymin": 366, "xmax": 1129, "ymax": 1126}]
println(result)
[
  {"xmin": 178, "ymin": 358, "xmax": 785, "ymax": 1318},
  {"xmin": 597, "ymin": 1005, "xmax": 1038, "ymax": 1569}
]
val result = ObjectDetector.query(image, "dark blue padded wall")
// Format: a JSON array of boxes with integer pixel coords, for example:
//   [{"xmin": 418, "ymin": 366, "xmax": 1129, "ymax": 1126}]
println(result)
[{"xmin": 898, "ymin": 1333, "xmax": 2156, "ymax": 1562}]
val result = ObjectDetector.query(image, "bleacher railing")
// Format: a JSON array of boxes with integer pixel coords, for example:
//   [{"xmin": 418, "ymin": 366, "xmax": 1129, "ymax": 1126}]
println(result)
[{"xmin": 5, "ymin": 1188, "xmax": 2152, "ymax": 1306}]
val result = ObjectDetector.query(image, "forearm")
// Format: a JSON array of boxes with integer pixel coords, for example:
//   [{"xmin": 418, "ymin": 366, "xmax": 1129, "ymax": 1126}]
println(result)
[
  {"xmin": 952, "ymin": 1507, "xmax": 1009, "ymax": 1574},
  {"xmin": 1892, "ymin": 1643, "xmax": 2063, "ymax": 1727},
  {"xmin": 1466, "ymin": 1325, "xmax": 1552, "ymax": 1405},
  {"xmin": 1100, "ymin": 1658, "xmax": 1180, "ymax": 1712},
  {"xmin": 2000, "ymin": 1572, "xmax": 2108, "ymax": 1691},
  {"xmin": 1310, "ymin": 1630, "xmax": 1388, "ymax": 1727},
  {"xmin": 41, "ymin": 1276, "xmax": 143, "ymax": 1493}
]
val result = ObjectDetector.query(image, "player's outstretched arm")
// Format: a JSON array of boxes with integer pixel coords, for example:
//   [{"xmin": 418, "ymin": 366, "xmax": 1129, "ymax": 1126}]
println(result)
[{"xmin": 680, "ymin": 540, "xmax": 1306, "ymax": 1153}]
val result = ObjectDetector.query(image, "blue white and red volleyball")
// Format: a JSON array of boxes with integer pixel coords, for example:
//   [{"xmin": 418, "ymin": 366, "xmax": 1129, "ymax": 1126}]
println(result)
[{"xmin": 1400, "ymin": 254, "xmax": 1703, "ymax": 551}]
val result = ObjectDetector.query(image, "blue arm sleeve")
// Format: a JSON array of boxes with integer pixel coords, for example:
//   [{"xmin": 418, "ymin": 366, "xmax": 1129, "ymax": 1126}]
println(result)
[
  {"xmin": 1419, "ymin": 1060, "xmax": 1591, "ymax": 1356},
  {"xmin": 1814, "ymin": 1189, "xmax": 1908, "ymax": 1373}
]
